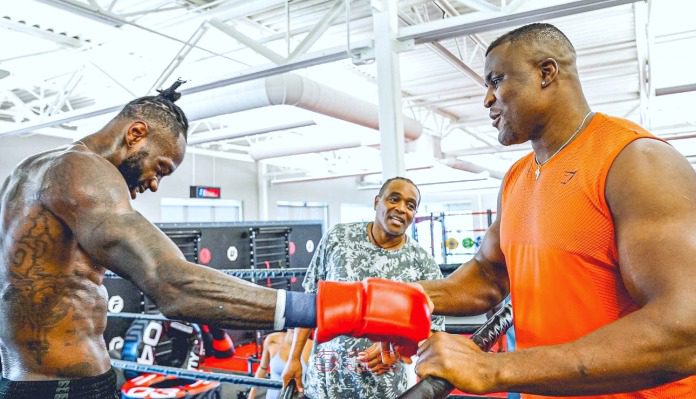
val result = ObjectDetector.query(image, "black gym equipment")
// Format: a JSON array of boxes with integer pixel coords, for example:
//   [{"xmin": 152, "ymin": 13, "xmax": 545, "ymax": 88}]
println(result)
[
  {"xmin": 121, "ymin": 319, "xmax": 205, "ymax": 379},
  {"xmin": 397, "ymin": 301, "xmax": 513, "ymax": 399}
]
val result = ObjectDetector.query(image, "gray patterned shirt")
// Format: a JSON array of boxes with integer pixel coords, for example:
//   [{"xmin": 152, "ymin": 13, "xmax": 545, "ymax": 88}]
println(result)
[{"xmin": 303, "ymin": 222, "xmax": 445, "ymax": 399}]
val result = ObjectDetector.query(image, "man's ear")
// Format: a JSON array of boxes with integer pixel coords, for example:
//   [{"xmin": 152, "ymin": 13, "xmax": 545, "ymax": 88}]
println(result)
[
  {"xmin": 539, "ymin": 58, "xmax": 559, "ymax": 88},
  {"xmin": 125, "ymin": 121, "xmax": 149, "ymax": 148}
]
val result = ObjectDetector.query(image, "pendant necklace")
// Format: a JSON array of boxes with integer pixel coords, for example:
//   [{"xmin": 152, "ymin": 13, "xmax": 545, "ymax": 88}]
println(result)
[{"xmin": 534, "ymin": 111, "xmax": 593, "ymax": 180}]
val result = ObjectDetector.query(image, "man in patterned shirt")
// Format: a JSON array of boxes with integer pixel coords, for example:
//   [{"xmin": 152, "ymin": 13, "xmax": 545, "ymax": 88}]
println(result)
[{"xmin": 281, "ymin": 177, "xmax": 445, "ymax": 399}]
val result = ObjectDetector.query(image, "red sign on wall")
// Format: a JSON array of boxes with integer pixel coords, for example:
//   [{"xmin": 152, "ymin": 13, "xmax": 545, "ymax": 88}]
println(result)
[{"xmin": 190, "ymin": 186, "xmax": 221, "ymax": 199}]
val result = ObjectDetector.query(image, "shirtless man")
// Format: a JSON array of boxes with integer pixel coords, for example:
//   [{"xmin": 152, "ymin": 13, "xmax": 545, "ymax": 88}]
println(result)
[{"xmin": 0, "ymin": 82, "xmax": 432, "ymax": 398}]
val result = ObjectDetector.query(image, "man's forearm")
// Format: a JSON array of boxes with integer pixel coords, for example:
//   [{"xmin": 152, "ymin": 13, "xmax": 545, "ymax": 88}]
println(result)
[
  {"xmin": 419, "ymin": 260, "xmax": 506, "ymax": 317},
  {"xmin": 492, "ymin": 305, "xmax": 695, "ymax": 394},
  {"xmin": 147, "ymin": 261, "xmax": 279, "ymax": 329}
]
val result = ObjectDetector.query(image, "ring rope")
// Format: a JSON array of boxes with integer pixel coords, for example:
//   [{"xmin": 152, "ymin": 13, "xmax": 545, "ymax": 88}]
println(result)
[
  {"xmin": 111, "ymin": 359, "xmax": 282, "ymax": 389},
  {"xmin": 105, "ymin": 267, "xmax": 307, "ymax": 280},
  {"xmin": 108, "ymin": 312, "xmax": 169, "ymax": 320}
]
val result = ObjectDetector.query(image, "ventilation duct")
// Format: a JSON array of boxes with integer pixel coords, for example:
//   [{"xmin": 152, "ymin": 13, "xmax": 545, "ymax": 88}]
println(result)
[
  {"xmin": 179, "ymin": 73, "xmax": 423, "ymax": 142},
  {"xmin": 442, "ymin": 158, "xmax": 505, "ymax": 180}
]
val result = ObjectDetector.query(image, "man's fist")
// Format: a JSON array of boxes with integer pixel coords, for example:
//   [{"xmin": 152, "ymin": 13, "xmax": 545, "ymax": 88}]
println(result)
[{"xmin": 315, "ymin": 278, "xmax": 431, "ymax": 355}]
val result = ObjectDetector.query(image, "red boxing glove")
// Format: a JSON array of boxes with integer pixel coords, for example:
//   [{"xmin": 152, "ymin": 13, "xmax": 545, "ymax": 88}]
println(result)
[{"xmin": 316, "ymin": 278, "xmax": 431, "ymax": 356}]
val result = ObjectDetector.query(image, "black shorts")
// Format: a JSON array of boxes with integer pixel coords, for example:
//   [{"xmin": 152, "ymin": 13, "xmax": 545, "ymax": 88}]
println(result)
[{"xmin": 0, "ymin": 368, "xmax": 118, "ymax": 399}]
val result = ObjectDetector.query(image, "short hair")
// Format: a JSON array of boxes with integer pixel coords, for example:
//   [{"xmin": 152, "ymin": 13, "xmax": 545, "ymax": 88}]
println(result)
[
  {"xmin": 378, "ymin": 176, "xmax": 421, "ymax": 205},
  {"xmin": 486, "ymin": 23, "xmax": 575, "ymax": 56},
  {"xmin": 117, "ymin": 79, "xmax": 189, "ymax": 140}
]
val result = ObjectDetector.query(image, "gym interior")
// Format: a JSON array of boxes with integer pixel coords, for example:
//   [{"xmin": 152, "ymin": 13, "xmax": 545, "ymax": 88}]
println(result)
[{"xmin": 1, "ymin": 1, "xmax": 695, "ymax": 398}]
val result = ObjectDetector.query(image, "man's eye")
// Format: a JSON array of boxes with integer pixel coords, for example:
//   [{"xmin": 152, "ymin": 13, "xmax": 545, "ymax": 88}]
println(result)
[{"xmin": 491, "ymin": 77, "xmax": 503, "ymax": 87}]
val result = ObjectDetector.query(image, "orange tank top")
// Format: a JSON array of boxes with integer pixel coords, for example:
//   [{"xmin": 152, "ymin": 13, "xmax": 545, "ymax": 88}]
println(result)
[{"xmin": 500, "ymin": 113, "xmax": 696, "ymax": 398}]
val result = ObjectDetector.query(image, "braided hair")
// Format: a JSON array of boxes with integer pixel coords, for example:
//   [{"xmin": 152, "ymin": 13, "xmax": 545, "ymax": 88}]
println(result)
[{"xmin": 117, "ymin": 79, "xmax": 189, "ymax": 140}]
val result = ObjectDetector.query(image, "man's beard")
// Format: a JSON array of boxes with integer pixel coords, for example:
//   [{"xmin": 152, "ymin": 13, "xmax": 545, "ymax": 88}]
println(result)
[{"xmin": 118, "ymin": 150, "xmax": 149, "ymax": 191}]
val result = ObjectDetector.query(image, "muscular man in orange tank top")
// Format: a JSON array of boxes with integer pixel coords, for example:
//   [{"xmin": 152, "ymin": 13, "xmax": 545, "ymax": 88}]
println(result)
[{"xmin": 416, "ymin": 23, "xmax": 696, "ymax": 398}]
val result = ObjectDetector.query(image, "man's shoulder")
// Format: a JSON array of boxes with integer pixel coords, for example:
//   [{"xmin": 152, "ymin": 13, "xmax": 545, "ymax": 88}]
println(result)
[
  {"xmin": 53, "ymin": 146, "xmax": 112, "ymax": 168},
  {"xmin": 596, "ymin": 113, "xmax": 652, "ymax": 136},
  {"xmin": 40, "ymin": 147, "xmax": 126, "ymax": 212},
  {"xmin": 327, "ymin": 222, "xmax": 367, "ymax": 237},
  {"xmin": 48, "ymin": 147, "xmax": 121, "ymax": 186}
]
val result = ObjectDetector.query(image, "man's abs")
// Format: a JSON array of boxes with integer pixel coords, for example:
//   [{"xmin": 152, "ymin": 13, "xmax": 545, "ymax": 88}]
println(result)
[{"xmin": 0, "ymin": 175, "xmax": 111, "ymax": 380}]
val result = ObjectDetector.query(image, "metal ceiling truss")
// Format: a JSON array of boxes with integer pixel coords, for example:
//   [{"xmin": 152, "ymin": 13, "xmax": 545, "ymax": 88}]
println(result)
[
  {"xmin": 633, "ymin": 0, "xmax": 653, "ymax": 128},
  {"xmin": 1, "ymin": 0, "xmax": 643, "ymax": 142},
  {"xmin": 399, "ymin": 0, "xmax": 642, "ymax": 44}
]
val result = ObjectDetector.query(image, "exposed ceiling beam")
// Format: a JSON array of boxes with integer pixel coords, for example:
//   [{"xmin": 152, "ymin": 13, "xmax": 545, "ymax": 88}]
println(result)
[
  {"xmin": 450, "ymin": 0, "xmax": 499, "ymax": 13},
  {"xmin": 36, "ymin": 0, "xmax": 124, "ymax": 27},
  {"xmin": 186, "ymin": 146, "xmax": 254, "ymax": 162},
  {"xmin": 398, "ymin": 0, "xmax": 642, "ymax": 44},
  {"xmin": 271, "ymin": 163, "xmax": 434, "ymax": 185},
  {"xmin": 0, "ymin": 15, "xmax": 84, "ymax": 47},
  {"xmin": 209, "ymin": 19, "xmax": 285, "ymax": 64},
  {"xmin": 188, "ymin": 120, "xmax": 317, "ymax": 145},
  {"xmin": 655, "ymin": 83, "xmax": 696, "ymax": 97},
  {"xmin": 0, "ymin": 0, "xmax": 641, "ymax": 137},
  {"xmin": 288, "ymin": 0, "xmax": 345, "ymax": 61},
  {"xmin": 0, "ymin": 42, "xmax": 366, "ymax": 136},
  {"xmin": 398, "ymin": 12, "xmax": 484, "ymax": 86},
  {"xmin": 427, "ymin": 41, "xmax": 484, "ymax": 86},
  {"xmin": 38, "ymin": 0, "xmax": 249, "ymax": 66}
]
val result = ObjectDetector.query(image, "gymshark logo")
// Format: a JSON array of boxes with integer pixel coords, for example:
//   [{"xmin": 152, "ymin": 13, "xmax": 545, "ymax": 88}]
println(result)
[{"xmin": 561, "ymin": 170, "xmax": 577, "ymax": 184}]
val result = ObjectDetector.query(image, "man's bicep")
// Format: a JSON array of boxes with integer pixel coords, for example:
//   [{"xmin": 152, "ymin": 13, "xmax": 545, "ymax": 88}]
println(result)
[
  {"xmin": 455, "ymin": 215, "xmax": 508, "ymax": 295},
  {"xmin": 608, "ymin": 139, "xmax": 696, "ymax": 304}
]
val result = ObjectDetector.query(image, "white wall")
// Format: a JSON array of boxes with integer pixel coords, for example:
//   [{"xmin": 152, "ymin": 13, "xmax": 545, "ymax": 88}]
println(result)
[
  {"xmin": 0, "ymin": 135, "xmax": 259, "ymax": 223},
  {"xmin": 267, "ymin": 177, "xmax": 376, "ymax": 229},
  {"xmin": 265, "ymin": 177, "xmax": 501, "ymax": 230},
  {"xmin": 131, "ymin": 152, "xmax": 259, "ymax": 222},
  {"xmin": 0, "ymin": 135, "xmax": 72, "ymax": 176},
  {"xmin": 0, "ymin": 134, "xmax": 500, "ymax": 227}
]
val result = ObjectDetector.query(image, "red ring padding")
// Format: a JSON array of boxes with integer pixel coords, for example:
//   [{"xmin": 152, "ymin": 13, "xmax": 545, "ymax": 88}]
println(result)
[{"xmin": 121, "ymin": 373, "xmax": 221, "ymax": 399}]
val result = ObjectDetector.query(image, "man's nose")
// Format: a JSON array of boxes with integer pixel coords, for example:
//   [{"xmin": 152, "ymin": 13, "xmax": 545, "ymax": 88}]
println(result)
[
  {"xmin": 484, "ymin": 87, "xmax": 495, "ymax": 108},
  {"xmin": 394, "ymin": 202, "xmax": 406, "ymax": 213}
]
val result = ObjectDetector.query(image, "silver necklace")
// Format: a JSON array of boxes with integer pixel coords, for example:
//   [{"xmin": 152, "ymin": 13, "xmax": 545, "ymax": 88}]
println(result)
[{"xmin": 533, "ymin": 111, "xmax": 592, "ymax": 180}]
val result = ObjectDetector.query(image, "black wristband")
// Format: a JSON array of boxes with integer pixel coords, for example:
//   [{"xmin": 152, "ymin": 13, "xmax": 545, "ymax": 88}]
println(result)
[{"xmin": 285, "ymin": 291, "xmax": 317, "ymax": 328}]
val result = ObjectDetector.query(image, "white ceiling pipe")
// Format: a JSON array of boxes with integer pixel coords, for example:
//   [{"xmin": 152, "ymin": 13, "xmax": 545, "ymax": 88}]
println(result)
[
  {"xmin": 266, "ymin": 74, "xmax": 422, "ymax": 140},
  {"xmin": 177, "ymin": 73, "xmax": 423, "ymax": 141},
  {"xmin": 177, "ymin": 79, "xmax": 270, "ymax": 121},
  {"xmin": 442, "ymin": 158, "xmax": 505, "ymax": 180},
  {"xmin": 187, "ymin": 120, "xmax": 316, "ymax": 145},
  {"xmin": 249, "ymin": 137, "xmax": 365, "ymax": 161}
]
